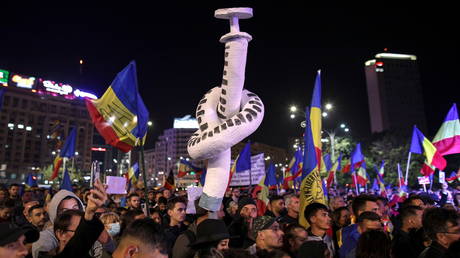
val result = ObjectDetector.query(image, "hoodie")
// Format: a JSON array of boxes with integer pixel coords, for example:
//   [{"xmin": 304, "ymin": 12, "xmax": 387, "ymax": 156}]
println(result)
[{"xmin": 32, "ymin": 190, "xmax": 85, "ymax": 258}]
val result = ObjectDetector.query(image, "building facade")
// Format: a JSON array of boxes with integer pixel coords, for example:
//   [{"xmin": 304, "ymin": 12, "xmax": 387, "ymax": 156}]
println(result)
[
  {"xmin": 0, "ymin": 68, "xmax": 96, "ymax": 183},
  {"xmin": 365, "ymin": 53, "xmax": 426, "ymax": 134}
]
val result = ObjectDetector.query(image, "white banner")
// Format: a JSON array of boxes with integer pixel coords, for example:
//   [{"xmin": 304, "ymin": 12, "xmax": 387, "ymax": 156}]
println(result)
[
  {"xmin": 418, "ymin": 176, "xmax": 430, "ymax": 185},
  {"xmin": 229, "ymin": 153, "xmax": 265, "ymax": 186}
]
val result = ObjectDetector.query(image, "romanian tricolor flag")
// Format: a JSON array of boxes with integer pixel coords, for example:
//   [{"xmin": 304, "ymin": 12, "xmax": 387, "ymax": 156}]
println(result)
[
  {"xmin": 86, "ymin": 61, "xmax": 149, "ymax": 153},
  {"xmin": 299, "ymin": 107, "xmax": 327, "ymax": 228},
  {"xmin": 326, "ymin": 153, "xmax": 342, "ymax": 189},
  {"xmin": 378, "ymin": 160, "xmax": 385, "ymax": 177},
  {"xmin": 49, "ymin": 127, "xmax": 77, "ymax": 180},
  {"xmin": 178, "ymin": 159, "xmax": 202, "ymax": 178},
  {"xmin": 433, "ymin": 104, "xmax": 460, "ymax": 156},
  {"xmin": 309, "ymin": 70, "xmax": 323, "ymax": 172},
  {"xmin": 25, "ymin": 173, "xmax": 37, "ymax": 189},
  {"xmin": 420, "ymin": 160, "xmax": 436, "ymax": 177},
  {"xmin": 283, "ymin": 149, "xmax": 303, "ymax": 189},
  {"xmin": 164, "ymin": 169, "xmax": 175, "ymax": 190},
  {"xmin": 128, "ymin": 163, "xmax": 140, "ymax": 185},
  {"xmin": 446, "ymin": 171, "xmax": 460, "ymax": 183},
  {"xmin": 352, "ymin": 162, "xmax": 368, "ymax": 187},
  {"xmin": 252, "ymin": 175, "xmax": 269, "ymax": 216},
  {"xmin": 410, "ymin": 126, "xmax": 447, "ymax": 173}
]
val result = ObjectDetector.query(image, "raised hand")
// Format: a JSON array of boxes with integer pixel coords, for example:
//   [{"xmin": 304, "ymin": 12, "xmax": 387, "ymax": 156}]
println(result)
[{"xmin": 85, "ymin": 178, "xmax": 108, "ymax": 220}]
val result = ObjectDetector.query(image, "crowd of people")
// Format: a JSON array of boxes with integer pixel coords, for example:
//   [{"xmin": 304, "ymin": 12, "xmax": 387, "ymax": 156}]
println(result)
[{"xmin": 1, "ymin": 180, "xmax": 460, "ymax": 258}]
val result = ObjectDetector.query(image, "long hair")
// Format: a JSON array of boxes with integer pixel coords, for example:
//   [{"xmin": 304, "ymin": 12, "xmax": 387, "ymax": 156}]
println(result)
[{"xmin": 356, "ymin": 230, "xmax": 392, "ymax": 258}]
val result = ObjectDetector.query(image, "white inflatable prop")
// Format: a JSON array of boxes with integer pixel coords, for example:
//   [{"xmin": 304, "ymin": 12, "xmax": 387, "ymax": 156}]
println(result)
[{"xmin": 187, "ymin": 7, "xmax": 264, "ymax": 211}]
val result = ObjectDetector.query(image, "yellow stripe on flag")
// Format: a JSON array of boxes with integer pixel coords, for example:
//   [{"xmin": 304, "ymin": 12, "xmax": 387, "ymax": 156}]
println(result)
[
  {"xmin": 91, "ymin": 87, "xmax": 140, "ymax": 146},
  {"xmin": 299, "ymin": 166, "xmax": 327, "ymax": 227}
]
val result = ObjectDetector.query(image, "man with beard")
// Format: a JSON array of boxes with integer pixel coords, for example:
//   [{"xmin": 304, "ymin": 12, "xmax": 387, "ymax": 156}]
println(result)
[
  {"xmin": 228, "ymin": 196, "xmax": 258, "ymax": 248},
  {"xmin": 265, "ymin": 196, "xmax": 286, "ymax": 218},
  {"xmin": 27, "ymin": 204, "xmax": 47, "ymax": 231},
  {"xmin": 247, "ymin": 216, "xmax": 284, "ymax": 255}
]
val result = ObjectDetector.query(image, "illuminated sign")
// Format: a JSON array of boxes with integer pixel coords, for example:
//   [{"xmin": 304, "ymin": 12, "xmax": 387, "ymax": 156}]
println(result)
[
  {"xmin": 74, "ymin": 89, "xmax": 97, "ymax": 99},
  {"xmin": 10, "ymin": 74, "xmax": 36, "ymax": 89},
  {"xmin": 173, "ymin": 115, "xmax": 199, "ymax": 129},
  {"xmin": 0, "ymin": 69, "xmax": 9, "ymax": 86},
  {"xmin": 42, "ymin": 80, "xmax": 73, "ymax": 95},
  {"xmin": 91, "ymin": 147, "xmax": 107, "ymax": 152}
]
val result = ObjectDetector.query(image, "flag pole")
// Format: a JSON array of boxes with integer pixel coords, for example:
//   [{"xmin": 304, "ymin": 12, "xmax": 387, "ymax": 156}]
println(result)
[
  {"xmin": 404, "ymin": 152, "xmax": 412, "ymax": 186},
  {"xmin": 353, "ymin": 170, "xmax": 359, "ymax": 194},
  {"xmin": 397, "ymin": 163, "xmax": 402, "ymax": 190},
  {"xmin": 139, "ymin": 143, "xmax": 150, "ymax": 216}
]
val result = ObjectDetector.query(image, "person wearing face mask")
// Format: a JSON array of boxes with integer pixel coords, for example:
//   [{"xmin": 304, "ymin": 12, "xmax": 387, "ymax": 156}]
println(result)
[{"xmin": 100, "ymin": 212, "xmax": 121, "ymax": 239}]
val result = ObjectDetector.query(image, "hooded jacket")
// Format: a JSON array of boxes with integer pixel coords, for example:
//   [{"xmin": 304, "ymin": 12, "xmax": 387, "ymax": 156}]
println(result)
[{"xmin": 32, "ymin": 190, "xmax": 85, "ymax": 258}]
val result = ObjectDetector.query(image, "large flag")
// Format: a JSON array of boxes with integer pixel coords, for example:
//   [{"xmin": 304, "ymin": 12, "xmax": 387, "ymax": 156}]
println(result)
[
  {"xmin": 299, "ymin": 107, "xmax": 327, "ymax": 227},
  {"xmin": 433, "ymin": 104, "xmax": 460, "ymax": 156},
  {"xmin": 227, "ymin": 154, "xmax": 239, "ymax": 187},
  {"xmin": 310, "ymin": 70, "xmax": 323, "ymax": 172},
  {"xmin": 235, "ymin": 142, "xmax": 251, "ymax": 173},
  {"xmin": 410, "ymin": 126, "xmax": 447, "ymax": 172},
  {"xmin": 446, "ymin": 171, "xmax": 460, "ymax": 183},
  {"xmin": 164, "ymin": 169, "xmax": 175, "ymax": 190},
  {"xmin": 50, "ymin": 127, "xmax": 77, "ymax": 180},
  {"xmin": 324, "ymin": 154, "xmax": 333, "ymax": 172},
  {"xmin": 25, "ymin": 173, "xmax": 37, "ymax": 189},
  {"xmin": 60, "ymin": 169, "xmax": 73, "ymax": 192},
  {"xmin": 86, "ymin": 61, "xmax": 149, "ymax": 152},
  {"xmin": 265, "ymin": 162, "xmax": 277, "ymax": 187}
]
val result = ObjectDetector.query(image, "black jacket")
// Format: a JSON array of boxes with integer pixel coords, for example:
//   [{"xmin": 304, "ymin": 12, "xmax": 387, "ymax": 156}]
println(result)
[
  {"xmin": 392, "ymin": 229, "xmax": 419, "ymax": 258},
  {"xmin": 418, "ymin": 241, "xmax": 447, "ymax": 258},
  {"xmin": 55, "ymin": 216, "xmax": 104, "ymax": 258}
]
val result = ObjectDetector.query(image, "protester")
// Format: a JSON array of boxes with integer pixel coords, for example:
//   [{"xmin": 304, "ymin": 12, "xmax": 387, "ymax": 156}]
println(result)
[
  {"xmin": 172, "ymin": 197, "xmax": 209, "ymax": 258},
  {"xmin": 27, "ymin": 204, "xmax": 48, "ymax": 231},
  {"xmin": 264, "ymin": 196, "xmax": 286, "ymax": 218},
  {"xmin": 339, "ymin": 211, "xmax": 381, "ymax": 258},
  {"xmin": 302, "ymin": 202, "xmax": 335, "ymax": 257},
  {"xmin": 0, "ymin": 199, "xmax": 15, "ymax": 223},
  {"xmin": 228, "ymin": 196, "xmax": 258, "ymax": 248},
  {"xmin": 392, "ymin": 205, "xmax": 424, "ymax": 258},
  {"xmin": 112, "ymin": 218, "xmax": 168, "ymax": 258},
  {"xmin": 126, "ymin": 193, "xmax": 141, "ymax": 210},
  {"xmin": 279, "ymin": 194, "xmax": 300, "ymax": 227},
  {"xmin": 164, "ymin": 197, "xmax": 187, "ymax": 254},
  {"xmin": 282, "ymin": 223, "xmax": 307, "ymax": 257},
  {"xmin": 189, "ymin": 219, "xmax": 231, "ymax": 256},
  {"xmin": 329, "ymin": 195, "xmax": 346, "ymax": 211},
  {"xmin": 419, "ymin": 207, "xmax": 460, "ymax": 258},
  {"xmin": 0, "ymin": 222, "xmax": 39, "ymax": 257},
  {"xmin": 355, "ymin": 229, "xmax": 392, "ymax": 258},
  {"xmin": 247, "ymin": 216, "xmax": 284, "ymax": 255},
  {"xmin": 100, "ymin": 212, "xmax": 121, "ymax": 239}
]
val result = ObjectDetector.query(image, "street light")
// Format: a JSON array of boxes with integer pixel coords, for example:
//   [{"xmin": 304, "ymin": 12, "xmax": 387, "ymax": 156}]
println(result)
[
  {"xmin": 147, "ymin": 121, "xmax": 153, "ymax": 127},
  {"xmin": 325, "ymin": 103, "xmax": 333, "ymax": 110},
  {"xmin": 290, "ymin": 106, "xmax": 297, "ymax": 112}
]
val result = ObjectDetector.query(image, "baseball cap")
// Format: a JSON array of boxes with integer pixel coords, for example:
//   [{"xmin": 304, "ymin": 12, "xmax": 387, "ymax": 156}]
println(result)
[
  {"xmin": 0, "ymin": 222, "xmax": 39, "ymax": 246},
  {"xmin": 251, "ymin": 215, "xmax": 277, "ymax": 239}
]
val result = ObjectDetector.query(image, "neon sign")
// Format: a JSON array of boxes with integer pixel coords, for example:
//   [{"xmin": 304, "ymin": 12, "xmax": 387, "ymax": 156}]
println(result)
[
  {"xmin": 42, "ymin": 80, "xmax": 73, "ymax": 95},
  {"xmin": 11, "ymin": 74, "xmax": 36, "ymax": 89},
  {"xmin": 0, "ymin": 69, "xmax": 9, "ymax": 86},
  {"xmin": 74, "ymin": 89, "xmax": 97, "ymax": 99}
]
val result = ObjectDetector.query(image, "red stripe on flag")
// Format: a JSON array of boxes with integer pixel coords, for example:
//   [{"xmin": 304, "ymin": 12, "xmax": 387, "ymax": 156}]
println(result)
[{"xmin": 86, "ymin": 100, "xmax": 133, "ymax": 153}]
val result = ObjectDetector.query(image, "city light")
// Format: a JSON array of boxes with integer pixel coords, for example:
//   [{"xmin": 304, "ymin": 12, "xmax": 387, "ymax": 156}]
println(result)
[
  {"xmin": 325, "ymin": 103, "xmax": 333, "ymax": 110},
  {"xmin": 344, "ymin": 128, "xmax": 350, "ymax": 132},
  {"xmin": 322, "ymin": 112, "xmax": 328, "ymax": 117},
  {"xmin": 26, "ymin": 126, "xmax": 32, "ymax": 131},
  {"xmin": 147, "ymin": 121, "xmax": 153, "ymax": 127},
  {"xmin": 290, "ymin": 106, "xmax": 297, "ymax": 112},
  {"xmin": 290, "ymin": 114, "xmax": 295, "ymax": 119},
  {"xmin": 340, "ymin": 123, "xmax": 346, "ymax": 128}
]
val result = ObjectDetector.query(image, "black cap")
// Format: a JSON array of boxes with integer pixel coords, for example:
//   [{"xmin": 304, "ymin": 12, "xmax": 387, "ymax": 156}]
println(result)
[
  {"xmin": 0, "ymin": 222, "xmax": 39, "ymax": 246},
  {"xmin": 190, "ymin": 219, "xmax": 231, "ymax": 248},
  {"xmin": 237, "ymin": 196, "xmax": 256, "ymax": 215}
]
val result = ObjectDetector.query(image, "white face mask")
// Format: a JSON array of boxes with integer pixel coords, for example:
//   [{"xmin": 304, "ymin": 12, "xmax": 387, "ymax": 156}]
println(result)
[{"xmin": 107, "ymin": 223, "xmax": 120, "ymax": 237}]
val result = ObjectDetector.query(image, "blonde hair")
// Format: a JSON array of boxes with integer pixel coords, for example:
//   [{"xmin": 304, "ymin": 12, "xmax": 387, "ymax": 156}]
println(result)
[{"xmin": 100, "ymin": 212, "xmax": 120, "ymax": 225}]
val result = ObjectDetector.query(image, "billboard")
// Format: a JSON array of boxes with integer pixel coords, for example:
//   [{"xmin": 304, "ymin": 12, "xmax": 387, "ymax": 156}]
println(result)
[
  {"xmin": 229, "ymin": 153, "xmax": 266, "ymax": 186},
  {"xmin": 9, "ymin": 73, "xmax": 36, "ymax": 89},
  {"xmin": 0, "ymin": 69, "xmax": 9, "ymax": 86}
]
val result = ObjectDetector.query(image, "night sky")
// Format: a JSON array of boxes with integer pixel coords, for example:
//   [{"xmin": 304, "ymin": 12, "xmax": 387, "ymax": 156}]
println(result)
[{"xmin": 2, "ymin": 3, "xmax": 458, "ymax": 150}]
